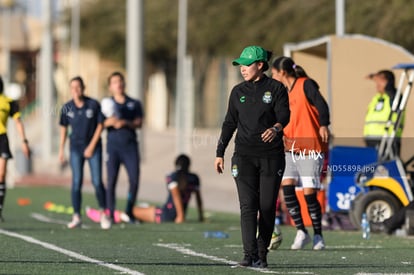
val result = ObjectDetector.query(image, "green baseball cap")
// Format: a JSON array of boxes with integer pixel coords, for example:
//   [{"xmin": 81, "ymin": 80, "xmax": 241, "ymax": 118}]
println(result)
[{"xmin": 232, "ymin": 46, "xmax": 268, "ymax": 66}]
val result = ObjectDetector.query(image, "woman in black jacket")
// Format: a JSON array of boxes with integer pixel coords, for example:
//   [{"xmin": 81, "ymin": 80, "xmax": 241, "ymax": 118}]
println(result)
[{"xmin": 214, "ymin": 46, "xmax": 290, "ymax": 268}]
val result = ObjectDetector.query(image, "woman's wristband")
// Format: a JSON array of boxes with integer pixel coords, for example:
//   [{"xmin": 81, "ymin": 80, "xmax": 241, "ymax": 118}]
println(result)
[{"xmin": 272, "ymin": 125, "xmax": 282, "ymax": 132}]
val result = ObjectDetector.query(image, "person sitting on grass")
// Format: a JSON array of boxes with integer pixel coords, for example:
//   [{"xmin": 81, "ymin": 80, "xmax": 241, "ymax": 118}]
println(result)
[{"xmin": 87, "ymin": 154, "xmax": 204, "ymax": 224}]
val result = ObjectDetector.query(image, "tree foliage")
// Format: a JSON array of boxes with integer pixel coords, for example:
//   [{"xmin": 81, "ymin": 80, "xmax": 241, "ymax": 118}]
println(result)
[
  {"xmin": 75, "ymin": 0, "xmax": 414, "ymax": 64},
  {"xmin": 78, "ymin": 0, "xmax": 126, "ymax": 63},
  {"xmin": 346, "ymin": 0, "xmax": 414, "ymax": 53},
  {"xmin": 73, "ymin": 0, "xmax": 414, "ymax": 126}
]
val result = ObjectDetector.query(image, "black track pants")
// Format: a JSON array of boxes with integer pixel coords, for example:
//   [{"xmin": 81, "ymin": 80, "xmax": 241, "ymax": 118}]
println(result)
[{"xmin": 231, "ymin": 154, "xmax": 285, "ymax": 257}]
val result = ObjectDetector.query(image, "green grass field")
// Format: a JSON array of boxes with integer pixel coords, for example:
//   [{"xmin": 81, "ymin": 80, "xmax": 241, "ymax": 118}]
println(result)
[{"xmin": 1, "ymin": 186, "xmax": 413, "ymax": 275}]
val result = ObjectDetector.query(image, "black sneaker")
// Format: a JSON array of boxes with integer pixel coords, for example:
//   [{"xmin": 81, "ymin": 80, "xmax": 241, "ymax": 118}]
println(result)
[
  {"xmin": 252, "ymin": 258, "xmax": 265, "ymax": 268},
  {"xmin": 239, "ymin": 254, "xmax": 261, "ymax": 267},
  {"xmin": 239, "ymin": 255, "xmax": 252, "ymax": 267},
  {"xmin": 259, "ymin": 257, "xmax": 268, "ymax": 268},
  {"xmin": 258, "ymin": 252, "xmax": 268, "ymax": 268}
]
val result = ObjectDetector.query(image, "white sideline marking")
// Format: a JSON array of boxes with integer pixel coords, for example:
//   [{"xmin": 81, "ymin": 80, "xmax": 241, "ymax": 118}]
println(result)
[
  {"xmin": 224, "ymin": 244, "xmax": 243, "ymax": 248},
  {"xmin": 328, "ymin": 245, "xmax": 383, "ymax": 249},
  {"xmin": 30, "ymin": 213, "xmax": 69, "ymax": 225},
  {"xmin": 155, "ymin": 243, "xmax": 313, "ymax": 274},
  {"xmin": 31, "ymin": 213, "xmax": 90, "ymax": 229},
  {"xmin": 0, "ymin": 229, "xmax": 144, "ymax": 275}
]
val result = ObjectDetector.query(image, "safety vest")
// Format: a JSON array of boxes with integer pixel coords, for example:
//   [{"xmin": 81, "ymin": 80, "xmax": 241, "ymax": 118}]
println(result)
[
  {"xmin": 283, "ymin": 77, "xmax": 328, "ymax": 153},
  {"xmin": 363, "ymin": 93, "xmax": 403, "ymax": 138}
]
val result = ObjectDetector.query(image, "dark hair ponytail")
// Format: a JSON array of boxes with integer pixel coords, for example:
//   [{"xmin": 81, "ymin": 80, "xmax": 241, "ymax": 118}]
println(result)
[
  {"xmin": 378, "ymin": 70, "xmax": 396, "ymax": 96},
  {"xmin": 293, "ymin": 65, "xmax": 309, "ymax": 78},
  {"xmin": 175, "ymin": 154, "xmax": 191, "ymax": 192},
  {"xmin": 266, "ymin": 50, "xmax": 273, "ymax": 61},
  {"xmin": 272, "ymin": 56, "xmax": 307, "ymax": 78},
  {"xmin": 259, "ymin": 50, "xmax": 273, "ymax": 71}
]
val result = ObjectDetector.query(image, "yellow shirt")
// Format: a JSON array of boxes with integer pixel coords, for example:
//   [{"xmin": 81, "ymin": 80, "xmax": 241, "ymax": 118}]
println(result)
[
  {"xmin": 0, "ymin": 94, "xmax": 21, "ymax": 135},
  {"xmin": 363, "ymin": 93, "xmax": 404, "ymax": 138}
]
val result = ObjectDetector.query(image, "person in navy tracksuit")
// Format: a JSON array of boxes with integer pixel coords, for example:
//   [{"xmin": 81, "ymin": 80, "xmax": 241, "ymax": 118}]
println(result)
[{"xmin": 104, "ymin": 72, "xmax": 144, "ymax": 225}]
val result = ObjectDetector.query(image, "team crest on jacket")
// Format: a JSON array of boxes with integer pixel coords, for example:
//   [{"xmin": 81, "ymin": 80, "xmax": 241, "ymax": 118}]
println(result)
[
  {"xmin": 127, "ymin": 102, "xmax": 135, "ymax": 110},
  {"xmin": 262, "ymin": 91, "xmax": 272, "ymax": 103},
  {"xmin": 231, "ymin": 165, "xmax": 239, "ymax": 178},
  {"xmin": 67, "ymin": 111, "xmax": 74, "ymax": 119},
  {"xmin": 86, "ymin": 109, "xmax": 94, "ymax": 118}
]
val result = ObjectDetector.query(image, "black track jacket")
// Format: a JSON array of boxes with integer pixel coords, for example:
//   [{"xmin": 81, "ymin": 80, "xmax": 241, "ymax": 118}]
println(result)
[{"xmin": 216, "ymin": 75, "xmax": 290, "ymax": 158}]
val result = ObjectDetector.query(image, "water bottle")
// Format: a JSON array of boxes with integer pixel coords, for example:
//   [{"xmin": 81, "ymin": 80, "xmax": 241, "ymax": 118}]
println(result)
[
  {"xmin": 275, "ymin": 216, "xmax": 282, "ymax": 225},
  {"xmin": 204, "ymin": 231, "xmax": 229, "ymax": 239},
  {"xmin": 274, "ymin": 224, "xmax": 281, "ymax": 235},
  {"xmin": 361, "ymin": 213, "xmax": 370, "ymax": 239}
]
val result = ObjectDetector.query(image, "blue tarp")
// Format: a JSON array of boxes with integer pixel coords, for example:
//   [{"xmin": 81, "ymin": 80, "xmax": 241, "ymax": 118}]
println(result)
[{"xmin": 328, "ymin": 146, "xmax": 377, "ymax": 212}]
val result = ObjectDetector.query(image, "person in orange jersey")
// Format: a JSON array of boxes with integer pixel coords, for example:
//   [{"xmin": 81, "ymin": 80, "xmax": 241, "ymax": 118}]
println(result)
[{"xmin": 272, "ymin": 57, "xmax": 330, "ymax": 250}]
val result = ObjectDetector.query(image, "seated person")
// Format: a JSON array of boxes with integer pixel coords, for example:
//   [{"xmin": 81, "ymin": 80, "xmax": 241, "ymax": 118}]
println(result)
[{"xmin": 87, "ymin": 154, "xmax": 204, "ymax": 224}]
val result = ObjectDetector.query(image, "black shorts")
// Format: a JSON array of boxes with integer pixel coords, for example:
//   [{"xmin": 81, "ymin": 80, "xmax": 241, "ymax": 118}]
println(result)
[
  {"xmin": 0, "ymin": 134, "xmax": 12, "ymax": 159},
  {"xmin": 154, "ymin": 204, "xmax": 176, "ymax": 223}
]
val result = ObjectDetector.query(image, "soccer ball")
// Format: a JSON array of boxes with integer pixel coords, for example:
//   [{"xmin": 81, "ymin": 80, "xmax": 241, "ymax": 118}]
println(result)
[
  {"xmin": 268, "ymin": 231, "xmax": 283, "ymax": 250},
  {"xmin": 5, "ymin": 83, "xmax": 24, "ymax": 100},
  {"xmin": 101, "ymin": 97, "xmax": 116, "ymax": 117}
]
